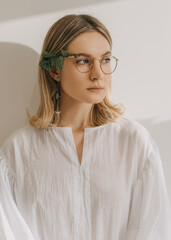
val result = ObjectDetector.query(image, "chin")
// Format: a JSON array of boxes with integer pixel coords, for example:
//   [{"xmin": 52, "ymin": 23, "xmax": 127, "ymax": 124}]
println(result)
[
  {"xmin": 86, "ymin": 98, "xmax": 104, "ymax": 104},
  {"xmin": 80, "ymin": 94, "xmax": 106, "ymax": 104}
]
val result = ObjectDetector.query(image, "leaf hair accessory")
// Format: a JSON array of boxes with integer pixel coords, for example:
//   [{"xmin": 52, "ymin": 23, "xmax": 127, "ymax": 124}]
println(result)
[{"xmin": 39, "ymin": 50, "xmax": 75, "ymax": 72}]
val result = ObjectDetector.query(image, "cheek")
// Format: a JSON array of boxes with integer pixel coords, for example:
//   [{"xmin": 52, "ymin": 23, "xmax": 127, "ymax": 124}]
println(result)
[
  {"xmin": 103, "ymin": 77, "xmax": 111, "ymax": 94},
  {"xmin": 60, "ymin": 67, "xmax": 84, "ymax": 94},
  {"xmin": 104, "ymin": 76, "xmax": 111, "ymax": 87}
]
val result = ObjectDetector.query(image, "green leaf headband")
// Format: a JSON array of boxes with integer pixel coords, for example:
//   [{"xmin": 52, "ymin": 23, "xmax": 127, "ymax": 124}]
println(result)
[{"xmin": 39, "ymin": 50, "xmax": 75, "ymax": 72}]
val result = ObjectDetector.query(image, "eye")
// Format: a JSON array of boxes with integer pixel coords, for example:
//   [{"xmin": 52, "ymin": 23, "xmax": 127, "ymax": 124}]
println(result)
[
  {"xmin": 102, "ymin": 56, "xmax": 111, "ymax": 63},
  {"xmin": 75, "ymin": 58, "xmax": 90, "ymax": 65}
]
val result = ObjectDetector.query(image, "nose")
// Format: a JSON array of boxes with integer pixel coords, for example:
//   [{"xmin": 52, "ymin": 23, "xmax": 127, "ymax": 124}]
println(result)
[{"xmin": 89, "ymin": 59, "xmax": 104, "ymax": 81}]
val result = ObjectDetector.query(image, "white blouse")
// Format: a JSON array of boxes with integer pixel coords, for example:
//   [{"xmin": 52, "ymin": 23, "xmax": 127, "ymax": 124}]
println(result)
[{"xmin": 0, "ymin": 117, "xmax": 171, "ymax": 240}]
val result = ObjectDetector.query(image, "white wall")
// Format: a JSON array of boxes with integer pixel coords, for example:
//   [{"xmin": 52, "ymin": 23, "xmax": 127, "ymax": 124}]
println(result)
[{"xmin": 0, "ymin": 0, "xmax": 171, "ymax": 199}]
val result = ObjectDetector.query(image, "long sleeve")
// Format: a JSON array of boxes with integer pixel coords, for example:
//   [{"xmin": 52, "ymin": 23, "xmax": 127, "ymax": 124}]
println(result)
[
  {"xmin": 126, "ymin": 138, "xmax": 171, "ymax": 240},
  {"xmin": 0, "ymin": 150, "xmax": 35, "ymax": 240}
]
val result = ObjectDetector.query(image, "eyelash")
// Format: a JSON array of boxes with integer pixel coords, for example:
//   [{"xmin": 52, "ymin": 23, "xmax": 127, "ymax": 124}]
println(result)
[
  {"xmin": 102, "ymin": 57, "xmax": 111, "ymax": 63},
  {"xmin": 76, "ymin": 59, "xmax": 89, "ymax": 64}
]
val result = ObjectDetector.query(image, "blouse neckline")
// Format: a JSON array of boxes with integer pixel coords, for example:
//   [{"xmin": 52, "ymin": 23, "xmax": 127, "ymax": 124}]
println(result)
[{"xmin": 54, "ymin": 122, "xmax": 111, "ymax": 132}]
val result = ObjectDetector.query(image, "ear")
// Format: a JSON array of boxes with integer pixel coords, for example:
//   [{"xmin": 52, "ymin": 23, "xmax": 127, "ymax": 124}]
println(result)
[{"xmin": 49, "ymin": 67, "xmax": 61, "ymax": 81}]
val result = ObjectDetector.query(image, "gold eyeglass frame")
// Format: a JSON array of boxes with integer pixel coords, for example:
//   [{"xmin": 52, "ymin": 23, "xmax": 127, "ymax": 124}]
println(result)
[{"xmin": 67, "ymin": 54, "xmax": 119, "ymax": 75}]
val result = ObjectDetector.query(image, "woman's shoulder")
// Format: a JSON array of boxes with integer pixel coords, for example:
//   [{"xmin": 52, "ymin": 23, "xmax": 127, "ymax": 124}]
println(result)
[
  {"xmin": 1, "ymin": 124, "xmax": 44, "ymax": 150},
  {"xmin": 0, "ymin": 124, "xmax": 50, "ymax": 169},
  {"xmin": 110, "ymin": 116, "xmax": 150, "ymax": 138},
  {"xmin": 110, "ymin": 116, "xmax": 156, "ymax": 157}
]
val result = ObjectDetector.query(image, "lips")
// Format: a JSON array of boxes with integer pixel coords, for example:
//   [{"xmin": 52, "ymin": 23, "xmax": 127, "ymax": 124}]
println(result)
[{"xmin": 87, "ymin": 87, "xmax": 104, "ymax": 89}]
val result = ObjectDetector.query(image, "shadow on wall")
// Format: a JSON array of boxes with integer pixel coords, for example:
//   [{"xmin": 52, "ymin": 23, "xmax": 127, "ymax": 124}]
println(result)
[
  {"xmin": 0, "ymin": 42, "xmax": 40, "ymax": 146},
  {"xmin": 136, "ymin": 118, "xmax": 171, "ymax": 202}
]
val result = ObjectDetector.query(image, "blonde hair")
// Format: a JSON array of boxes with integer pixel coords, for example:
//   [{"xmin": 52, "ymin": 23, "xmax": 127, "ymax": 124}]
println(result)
[{"xmin": 26, "ymin": 14, "xmax": 125, "ymax": 129}]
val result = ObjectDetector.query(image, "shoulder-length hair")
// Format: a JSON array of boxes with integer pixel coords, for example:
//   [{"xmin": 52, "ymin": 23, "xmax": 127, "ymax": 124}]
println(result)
[{"xmin": 26, "ymin": 14, "xmax": 125, "ymax": 129}]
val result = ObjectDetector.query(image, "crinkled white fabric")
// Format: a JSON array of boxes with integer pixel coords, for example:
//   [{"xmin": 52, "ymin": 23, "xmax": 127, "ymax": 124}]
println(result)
[
  {"xmin": 0, "ymin": 154, "xmax": 34, "ymax": 240},
  {"xmin": 0, "ymin": 117, "xmax": 171, "ymax": 240}
]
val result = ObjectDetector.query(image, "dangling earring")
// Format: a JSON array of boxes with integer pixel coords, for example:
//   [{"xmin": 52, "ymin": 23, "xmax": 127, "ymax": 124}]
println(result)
[{"xmin": 55, "ymin": 81, "xmax": 61, "ymax": 114}]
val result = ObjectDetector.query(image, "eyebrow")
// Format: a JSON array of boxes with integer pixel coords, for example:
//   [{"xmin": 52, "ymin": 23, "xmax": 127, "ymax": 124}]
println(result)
[{"xmin": 73, "ymin": 51, "xmax": 111, "ymax": 57}]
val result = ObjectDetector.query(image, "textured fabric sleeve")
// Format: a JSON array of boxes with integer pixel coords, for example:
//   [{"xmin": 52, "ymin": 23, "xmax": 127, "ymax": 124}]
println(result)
[
  {"xmin": 126, "ymin": 139, "xmax": 171, "ymax": 240},
  {"xmin": 0, "ymin": 150, "xmax": 35, "ymax": 240}
]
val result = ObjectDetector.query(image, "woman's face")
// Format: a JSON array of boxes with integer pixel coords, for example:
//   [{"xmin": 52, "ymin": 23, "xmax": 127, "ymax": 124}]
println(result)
[{"xmin": 59, "ymin": 31, "xmax": 112, "ymax": 104}]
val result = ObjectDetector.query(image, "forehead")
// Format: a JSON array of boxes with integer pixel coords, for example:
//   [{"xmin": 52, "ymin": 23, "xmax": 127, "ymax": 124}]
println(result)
[{"xmin": 67, "ymin": 31, "xmax": 111, "ymax": 57}]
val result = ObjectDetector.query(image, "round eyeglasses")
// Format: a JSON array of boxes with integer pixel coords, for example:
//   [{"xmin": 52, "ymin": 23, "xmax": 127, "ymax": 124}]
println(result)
[{"xmin": 67, "ymin": 53, "xmax": 119, "ymax": 75}]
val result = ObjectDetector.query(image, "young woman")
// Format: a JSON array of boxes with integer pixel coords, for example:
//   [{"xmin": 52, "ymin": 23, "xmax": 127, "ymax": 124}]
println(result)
[{"xmin": 0, "ymin": 14, "xmax": 171, "ymax": 240}]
